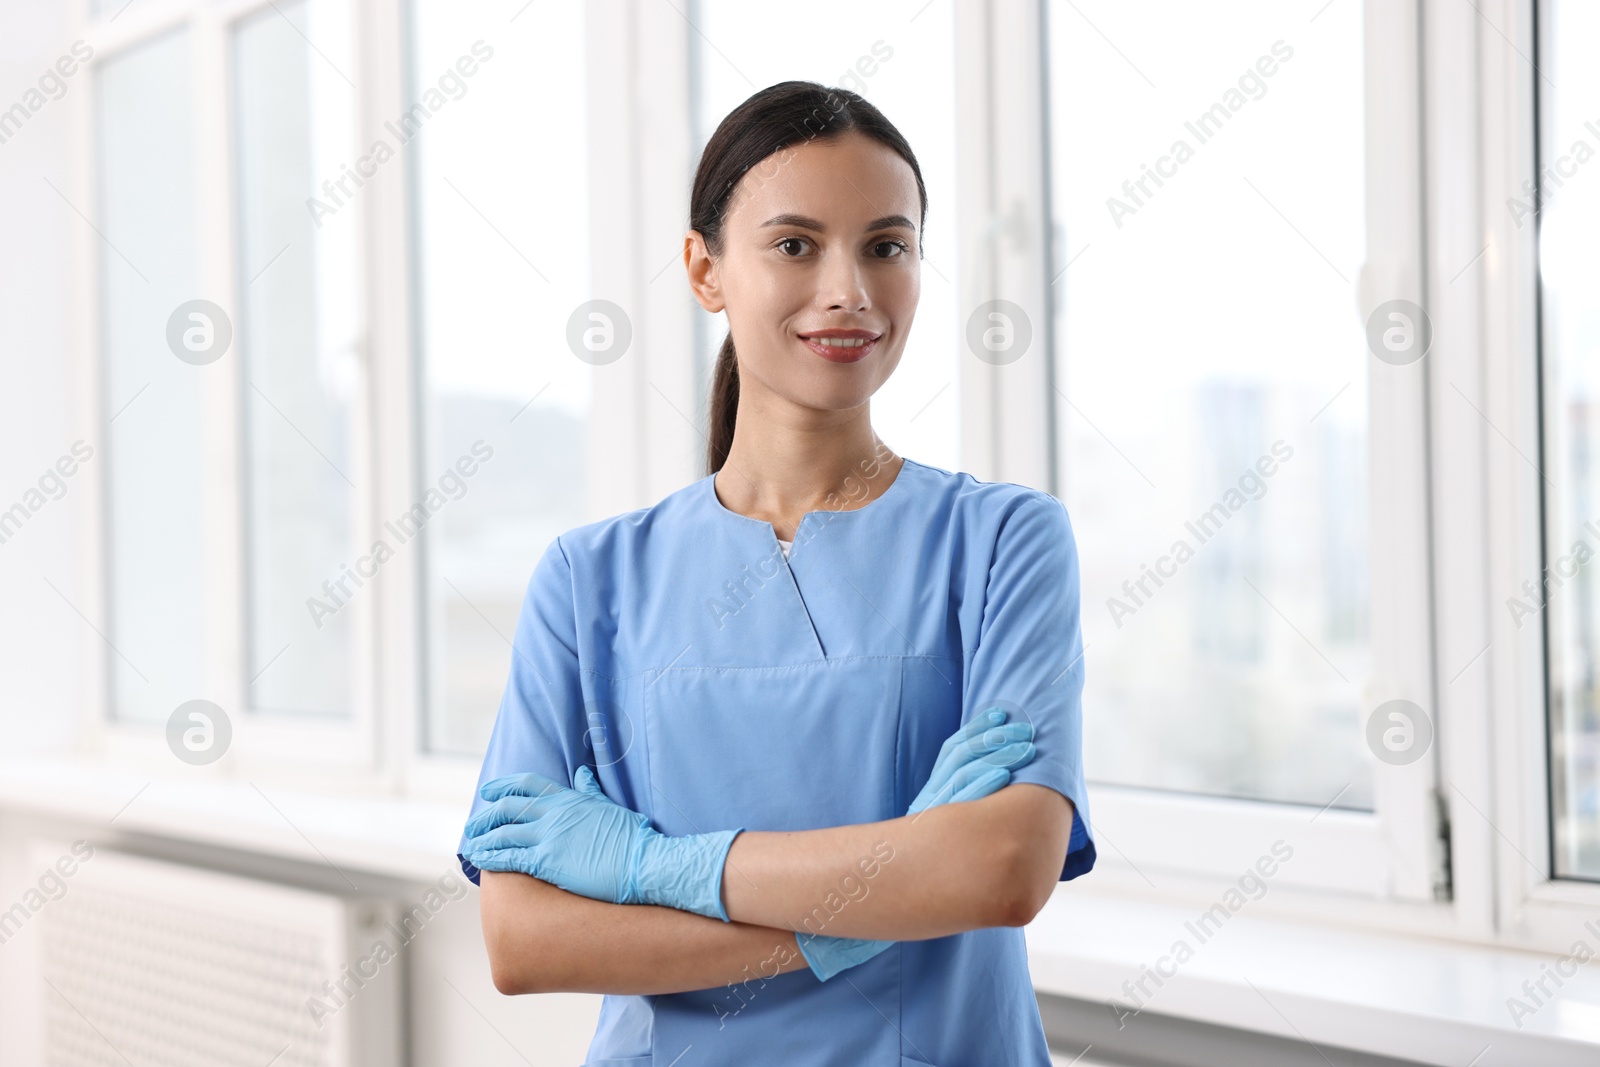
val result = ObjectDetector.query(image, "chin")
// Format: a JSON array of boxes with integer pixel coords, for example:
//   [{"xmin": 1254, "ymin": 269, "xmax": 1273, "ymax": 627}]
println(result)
[{"xmin": 773, "ymin": 378, "xmax": 872, "ymax": 410}]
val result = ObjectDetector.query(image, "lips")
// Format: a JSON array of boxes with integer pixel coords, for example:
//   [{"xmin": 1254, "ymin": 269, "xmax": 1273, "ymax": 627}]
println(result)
[{"xmin": 797, "ymin": 329, "xmax": 881, "ymax": 364}]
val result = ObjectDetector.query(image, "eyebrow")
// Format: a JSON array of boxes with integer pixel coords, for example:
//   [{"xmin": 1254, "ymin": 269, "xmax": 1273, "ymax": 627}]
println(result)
[{"xmin": 760, "ymin": 212, "xmax": 917, "ymax": 233}]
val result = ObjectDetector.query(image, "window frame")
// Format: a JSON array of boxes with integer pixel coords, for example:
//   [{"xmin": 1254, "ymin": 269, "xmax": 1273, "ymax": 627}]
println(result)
[
  {"xmin": 1478, "ymin": 0, "xmax": 1600, "ymax": 946},
  {"xmin": 984, "ymin": 0, "xmax": 1445, "ymax": 904},
  {"xmin": 396, "ymin": 0, "xmax": 702, "ymax": 795},
  {"xmin": 77, "ymin": 0, "xmax": 386, "ymax": 778},
  {"xmin": 1008, "ymin": 0, "xmax": 1600, "ymax": 955}
]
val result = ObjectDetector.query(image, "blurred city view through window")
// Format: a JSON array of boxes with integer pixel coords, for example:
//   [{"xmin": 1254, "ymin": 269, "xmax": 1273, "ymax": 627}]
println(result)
[
  {"xmin": 409, "ymin": 2, "xmax": 592, "ymax": 755},
  {"xmin": 1047, "ymin": 1, "xmax": 1373, "ymax": 809}
]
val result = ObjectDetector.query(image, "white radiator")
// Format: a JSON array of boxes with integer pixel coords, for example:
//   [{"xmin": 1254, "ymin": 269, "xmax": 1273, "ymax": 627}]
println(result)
[{"xmin": 28, "ymin": 843, "xmax": 403, "ymax": 1067}]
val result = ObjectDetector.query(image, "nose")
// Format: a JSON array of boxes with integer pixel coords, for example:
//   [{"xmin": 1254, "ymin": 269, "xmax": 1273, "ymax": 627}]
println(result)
[{"xmin": 818, "ymin": 246, "xmax": 870, "ymax": 312}]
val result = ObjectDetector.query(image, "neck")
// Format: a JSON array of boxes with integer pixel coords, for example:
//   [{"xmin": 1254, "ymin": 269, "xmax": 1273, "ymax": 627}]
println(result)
[{"xmin": 713, "ymin": 402, "xmax": 901, "ymax": 540}]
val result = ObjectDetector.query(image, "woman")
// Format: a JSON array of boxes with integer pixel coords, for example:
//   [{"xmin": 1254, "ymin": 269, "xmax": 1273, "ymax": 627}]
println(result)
[{"xmin": 458, "ymin": 80, "xmax": 1095, "ymax": 1066}]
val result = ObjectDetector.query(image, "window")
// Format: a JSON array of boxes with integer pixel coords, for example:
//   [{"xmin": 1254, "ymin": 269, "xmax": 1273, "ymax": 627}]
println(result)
[
  {"xmin": 406, "ymin": 1, "xmax": 592, "ymax": 756},
  {"xmin": 96, "ymin": 26, "xmax": 206, "ymax": 725},
  {"xmin": 233, "ymin": 0, "xmax": 363, "ymax": 718},
  {"xmin": 1043, "ymin": 0, "xmax": 1369, "ymax": 809},
  {"xmin": 1029, "ymin": 0, "xmax": 1445, "ymax": 903},
  {"xmin": 1046, "ymin": 1, "xmax": 1372, "ymax": 809},
  {"xmin": 1538, "ymin": 0, "xmax": 1600, "ymax": 882}
]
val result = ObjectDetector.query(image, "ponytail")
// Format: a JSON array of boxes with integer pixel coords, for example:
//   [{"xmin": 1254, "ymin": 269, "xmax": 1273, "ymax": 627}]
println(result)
[{"xmin": 706, "ymin": 333, "xmax": 740, "ymax": 474}]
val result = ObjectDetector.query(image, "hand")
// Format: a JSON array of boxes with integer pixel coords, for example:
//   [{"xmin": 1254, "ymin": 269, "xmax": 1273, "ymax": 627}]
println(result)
[
  {"xmin": 796, "ymin": 708, "xmax": 1036, "ymax": 982},
  {"xmin": 909, "ymin": 707, "xmax": 1035, "ymax": 815},
  {"xmin": 462, "ymin": 767, "xmax": 743, "ymax": 922}
]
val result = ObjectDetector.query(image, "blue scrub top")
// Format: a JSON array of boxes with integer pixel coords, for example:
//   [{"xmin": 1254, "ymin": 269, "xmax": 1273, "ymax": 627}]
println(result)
[{"xmin": 459, "ymin": 456, "xmax": 1096, "ymax": 1066}]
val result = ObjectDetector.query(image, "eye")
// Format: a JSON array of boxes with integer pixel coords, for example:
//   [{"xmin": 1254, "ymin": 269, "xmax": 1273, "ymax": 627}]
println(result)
[
  {"xmin": 872, "ymin": 238, "xmax": 912, "ymax": 259},
  {"xmin": 776, "ymin": 236, "xmax": 810, "ymax": 256}
]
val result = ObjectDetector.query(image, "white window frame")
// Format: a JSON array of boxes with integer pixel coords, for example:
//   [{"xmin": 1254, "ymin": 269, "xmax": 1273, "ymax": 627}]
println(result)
[
  {"xmin": 73, "ymin": 0, "xmax": 388, "ymax": 781},
  {"xmin": 1477, "ymin": 0, "xmax": 1600, "ymax": 949},
  {"xmin": 967, "ymin": 0, "xmax": 1444, "ymax": 908}
]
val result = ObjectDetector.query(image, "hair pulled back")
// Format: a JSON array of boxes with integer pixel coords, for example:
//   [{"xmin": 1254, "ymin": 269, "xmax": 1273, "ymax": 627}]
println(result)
[{"xmin": 690, "ymin": 81, "xmax": 927, "ymax": 474}]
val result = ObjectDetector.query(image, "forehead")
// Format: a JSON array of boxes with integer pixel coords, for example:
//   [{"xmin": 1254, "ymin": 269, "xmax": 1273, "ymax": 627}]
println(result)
[{"xmin": 723, "ymin": 130, "xmax": 920, "ymax": 233}]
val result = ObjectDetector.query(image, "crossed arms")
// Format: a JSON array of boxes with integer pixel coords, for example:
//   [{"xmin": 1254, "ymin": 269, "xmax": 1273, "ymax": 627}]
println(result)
[{"xmin": 480, "ymin": 783, "xmax": 1073, "ymax": 996}]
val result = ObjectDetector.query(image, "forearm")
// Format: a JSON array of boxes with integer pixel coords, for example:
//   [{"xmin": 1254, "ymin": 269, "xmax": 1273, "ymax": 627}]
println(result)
[
  {"xmin": 721, "ymin": 788, "xmax": 1045, "ymax": 941},
  {"xmin": 480, "ymin": 870, "xmax": 809, "ymax": 996}
]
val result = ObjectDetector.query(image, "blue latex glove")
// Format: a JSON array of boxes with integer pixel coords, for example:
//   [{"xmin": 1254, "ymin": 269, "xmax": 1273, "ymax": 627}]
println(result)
[
  {"xmin": 909, "ymin": 707, "xmax": 1036, "ymax": 815},
  {"xmin": 463, "ymin": 767, "xmax": 743, "ymax": 922},
  {"xmin": 796, "ymin": 708, "xmax": 1036, "ymax": 982}
]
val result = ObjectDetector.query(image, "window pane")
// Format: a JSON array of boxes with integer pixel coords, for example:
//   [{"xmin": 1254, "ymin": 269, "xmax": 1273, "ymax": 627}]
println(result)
[
  {"xmin": 1541, "ymin": 0, "xmax": 1600, "ymax": 880},
  {"xmin": 97, "ymin": 28, "xmax": 207, "ymax": 723},
  {"xmin": 409, "ymin": 3, "xmax": 592, "ymax": 754},
  {"xmin": 692, "ymin": 0, "xmax": 961, "ymax": 471},
  {"xmin": 1046, "ymin": 1, "xmax": 1372, "ymax": 807},
  {"xmin": 233, "ymin": 0, "xmax": 361, "ymax": 717}
]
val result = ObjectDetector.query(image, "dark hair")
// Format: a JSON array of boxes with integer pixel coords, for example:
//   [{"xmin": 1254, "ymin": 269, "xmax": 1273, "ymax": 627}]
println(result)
[{"xmin": 690, "ymin": 80, "xmax": 928, "ymax": 475}]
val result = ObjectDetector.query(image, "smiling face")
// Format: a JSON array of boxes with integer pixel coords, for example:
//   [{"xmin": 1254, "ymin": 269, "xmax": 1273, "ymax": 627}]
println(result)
[{"xmin": 686, "ymin": 130, "xmax": 923, "ymax": 415}]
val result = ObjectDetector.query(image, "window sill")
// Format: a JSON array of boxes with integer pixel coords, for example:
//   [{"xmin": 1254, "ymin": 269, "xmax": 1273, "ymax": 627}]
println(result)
[
  {"xmin": 0, "ymin": 758, "xmax": 465, "ymax": 884},
  {"xmin": 1026, "ymin": 890, "xmax": 1600, "ymax": 1066}
]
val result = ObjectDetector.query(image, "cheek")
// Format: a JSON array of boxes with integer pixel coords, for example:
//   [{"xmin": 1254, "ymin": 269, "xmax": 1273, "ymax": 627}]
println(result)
[
  {"xmin": 872, "ymin": 343, "xmax": 907, "ymax": 388},
  {"xmin": 896, "ymin": 264, "xmax": 921, "ymax": 305},
  {"xmin": 881, "ymin": 273, "xmax": 918, "ymax": 339},
  {"xmin": 874, "ymin": 265, "xmax": 919, "ymax": 319},
  {"xmin": 724, "ymin": 257, "xmax": 805, "ymax": 324}
]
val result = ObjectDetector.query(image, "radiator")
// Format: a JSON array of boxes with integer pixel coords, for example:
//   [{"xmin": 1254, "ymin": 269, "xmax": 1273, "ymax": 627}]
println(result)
[{"xmin": 29, "ymin": 842, "xmax": 404, "ymax": 1067}]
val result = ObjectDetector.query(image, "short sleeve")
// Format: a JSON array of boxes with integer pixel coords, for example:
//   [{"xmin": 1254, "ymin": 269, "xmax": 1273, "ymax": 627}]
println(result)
[
  {"xmin": 962, "ymin": 493, "xmax": 1096, "ymax": 881},
  {"xmin": 456, "ymin": 536, "xmax": 590, "ymax": 886}
]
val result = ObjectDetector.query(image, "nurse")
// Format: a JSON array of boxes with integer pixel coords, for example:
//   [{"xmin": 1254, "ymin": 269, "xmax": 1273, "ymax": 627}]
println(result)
[{"xmin": 459, "ymin": 79, "xmax": 1096, "ymax": 1066}]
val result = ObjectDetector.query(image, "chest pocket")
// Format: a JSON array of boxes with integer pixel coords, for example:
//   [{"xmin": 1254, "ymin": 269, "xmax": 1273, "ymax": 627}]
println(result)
[{"xmin": 641, "ymin": 658, "xmax": 906, "ymax": 835}]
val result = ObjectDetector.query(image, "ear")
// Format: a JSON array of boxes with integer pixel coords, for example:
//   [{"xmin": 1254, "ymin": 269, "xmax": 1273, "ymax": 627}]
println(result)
[{"xmin": 684, "ymin": 230, "xmax": 725, "ymax": 314}]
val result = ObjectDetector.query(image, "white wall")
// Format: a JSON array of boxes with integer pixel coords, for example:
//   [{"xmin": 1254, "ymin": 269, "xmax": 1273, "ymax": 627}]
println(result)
[{"xmin": 0, "ymin": 0, "xmax": 86, "ymax": 758}]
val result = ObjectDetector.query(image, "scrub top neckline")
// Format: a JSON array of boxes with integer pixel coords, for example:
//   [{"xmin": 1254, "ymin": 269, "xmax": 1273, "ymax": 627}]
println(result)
[{"xmin": 703, "ymin": 454, "xmax": 919, "ymax": 535}]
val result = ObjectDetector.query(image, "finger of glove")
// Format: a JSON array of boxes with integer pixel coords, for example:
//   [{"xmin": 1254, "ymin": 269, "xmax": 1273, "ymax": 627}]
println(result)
[
  {"xmin": 932, "ymin": 722, "xmax": 1034, "ymax": 786},
  {"xmin": 572, "ymin": 769, "xmax": 652, "ymax": 833},
  {"xmin": 913, "ymin": 747, "xmax": 1030, "ymax": 812},
  {"xmin": 910, "ymin": 760, "xmax": 1007, "ymax": 813},
  {"xmin": 462, "ymin": 821, "xmax": 545, "ymax": 855},
  {"xmin": 908, "ymin": 766, "xmax": 971, "ymax": 814},
  {"xmin": 945, "ymin": 765, "xmax": 1010, "ymax": 804},
  {"xmin": 928, "ymin": 710, "xmax": 1011, "ymax": 782},
  {"xmin": 978, "ymin": 739, "xmax": 1036, "ymax": 771},
  {"xmin": 946, "ymin": 709, "xmax": 1007, "ymax": 753},
  {"xmin": 797, "ymin": 933, "xmax": 892, "ymax": 982},
  {"xmin": 819, "ymin": 938, "xmax": 893, "ymax": 979},
  {"xmin": 463, "ymin": 848, "xmax": 531, "ymax": 874},
  {"xmin": 463, "ymin": 791, "xmax": 567, "ymax": 839},
  {"xmin": 480, "ymin": 771, "xmax": 571, "ymax": 803},
  {"xmin": 979, "ymin": 722, "xmax": 1033, "ymax": 753},
  {"xmin": 574, "ymin": 765, "xmax": 609, "ymax": 798}
]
